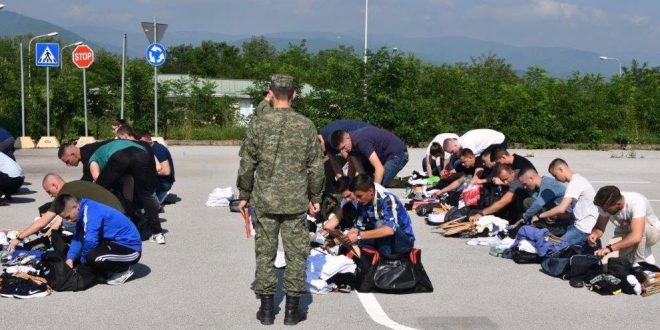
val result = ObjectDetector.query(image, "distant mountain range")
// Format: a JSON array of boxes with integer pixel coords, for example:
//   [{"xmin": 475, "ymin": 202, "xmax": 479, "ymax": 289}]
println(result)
[{"xmin": 2, "ymin": 10, "xmax": 658, "ymax": 77}]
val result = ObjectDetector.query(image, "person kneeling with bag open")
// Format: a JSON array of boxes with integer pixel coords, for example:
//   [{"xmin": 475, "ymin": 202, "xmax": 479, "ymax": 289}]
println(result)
[
  {"xmin": 53, "ymin": 194, "xmax": 142, "ymax": 285},
  {"xmin": 342, "ymin": 175, "xmax": 415, "ymax": 256}
]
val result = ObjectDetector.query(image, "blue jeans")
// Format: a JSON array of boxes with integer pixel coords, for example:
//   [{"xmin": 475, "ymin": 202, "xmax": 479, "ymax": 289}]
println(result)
[
  {"xmin": 561, "ymin": 225, "xmax": 589, "ymax": 248},
  {"xmin": 156, "ymin": 180, "xmax": 173, "ymax": 204},
  {"xmin": 382, "ymin": 152, "xmax": 409, "ymax": 187},
  {"xmin": 360, "ymin": 228, "xmax": 414, "ymax": 257}
]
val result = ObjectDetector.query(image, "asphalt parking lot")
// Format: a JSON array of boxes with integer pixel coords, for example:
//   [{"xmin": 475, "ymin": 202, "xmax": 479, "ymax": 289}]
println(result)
[{"xmin": 1, "ymin": 146, "xmax": 659, "ymax": 329}]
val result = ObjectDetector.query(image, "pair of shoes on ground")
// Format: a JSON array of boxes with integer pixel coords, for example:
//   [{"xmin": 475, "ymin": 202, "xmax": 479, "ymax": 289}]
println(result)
[
  {"xmin": 0, "ymin": 276, "xmax": 49, "ymax": 299},
  {"xmin": 149, "ymin": 233, "xmax": 166, "ymax": 244},
  {"xmin": 256, "ymin": 294, "xmax": 307, "ymax": 326}
]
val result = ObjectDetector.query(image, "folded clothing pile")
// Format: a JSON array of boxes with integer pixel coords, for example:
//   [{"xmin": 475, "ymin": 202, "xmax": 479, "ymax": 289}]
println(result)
[{"xmin": 306, "ymin": 249, "xmax": 356, "ymax": 294}]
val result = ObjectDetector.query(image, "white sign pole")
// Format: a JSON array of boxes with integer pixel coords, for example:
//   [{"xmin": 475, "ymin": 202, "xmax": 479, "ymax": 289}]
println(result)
[
  {"xmin": 83, "ymin": 68, "xmax": 88, "ymax": 136},
  {"xmin": 46, "ymin": 66, "xmax": 50, "ymax": 136},
  {"xmin": 153, "ymin": 17, "xmax": 158, "ymax": 137}
]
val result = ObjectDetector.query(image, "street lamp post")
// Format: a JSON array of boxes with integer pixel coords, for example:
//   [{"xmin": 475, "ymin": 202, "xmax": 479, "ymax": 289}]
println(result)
[
  {"xmin": 363, "ymin": 0, "xmax": 368, "ymax": 64},
  {"xmin": 599, "ymin": 56, "xmax": 622, "ymax": 76}
]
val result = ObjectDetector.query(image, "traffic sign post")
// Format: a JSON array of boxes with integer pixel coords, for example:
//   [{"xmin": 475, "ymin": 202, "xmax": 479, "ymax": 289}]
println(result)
[
  {"xmin": 142, "ymin": 17, "xmax": 168, "ymax": 140},
  {"xmin": 146, "ymin": 40, "xmax": 167, "ymax": 137},
  {"xmin": 35, "ymin": 43, "xmax": 60, "ymax": 148},
  {"xmin": 72, "ymin": 45, "xmax": 94, "ymax": 138}
]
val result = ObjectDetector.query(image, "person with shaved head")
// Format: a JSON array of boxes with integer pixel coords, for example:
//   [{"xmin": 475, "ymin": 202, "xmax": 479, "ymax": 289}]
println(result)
[{"xmin": 7, "ymin": 173, "xmax": 124, "ymax": 252}]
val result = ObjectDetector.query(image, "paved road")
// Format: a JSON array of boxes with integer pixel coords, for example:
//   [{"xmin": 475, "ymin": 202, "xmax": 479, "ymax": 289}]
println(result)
[{"xmin": 1, "ymin": 147, "xmax": 659, "ymax": 329}]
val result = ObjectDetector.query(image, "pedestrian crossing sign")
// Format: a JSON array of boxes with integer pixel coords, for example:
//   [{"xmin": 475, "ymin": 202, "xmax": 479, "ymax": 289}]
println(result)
[{"xmin": 35, "ymin": 43, "xmax": 60, "ymax": 67}]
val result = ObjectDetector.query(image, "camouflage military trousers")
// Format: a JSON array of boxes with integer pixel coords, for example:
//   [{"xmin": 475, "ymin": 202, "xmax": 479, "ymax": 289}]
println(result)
[{"xmin": 254, "ymin": 210, "xmax": 310, "ymax": 297}]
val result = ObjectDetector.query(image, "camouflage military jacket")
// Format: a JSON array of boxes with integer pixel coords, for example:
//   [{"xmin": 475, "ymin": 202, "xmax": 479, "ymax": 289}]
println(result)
[
  {"xmin": 237, "ymin": 107, "xmax": 325, "ymax": 214},
  {"xmin": 253, "ymin": 99, "xmax": 273, "ymax": 117}
]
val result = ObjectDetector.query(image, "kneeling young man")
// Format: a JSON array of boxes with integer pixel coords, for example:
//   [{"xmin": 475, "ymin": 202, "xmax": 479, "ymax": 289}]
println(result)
[
  {"xmin": 53, "ymin": 194, "xmax": 142, "ymax": 285},
  {"xmin": 345, "ymin": 175, "xmax": 415, "ymax": 256},
  {"xmin": 540, "ymin": 159, "xmax": 598, "ymax": 247},
  {"xmin": 590, "ymin": 186, "xmax": 660, "ymax": 264}
]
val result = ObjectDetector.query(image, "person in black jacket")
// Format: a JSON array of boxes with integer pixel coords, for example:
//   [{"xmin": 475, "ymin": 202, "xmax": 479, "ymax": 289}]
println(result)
[{"xmin": 58, "ymin": 141, "xmax": 111, "ymax": 181}]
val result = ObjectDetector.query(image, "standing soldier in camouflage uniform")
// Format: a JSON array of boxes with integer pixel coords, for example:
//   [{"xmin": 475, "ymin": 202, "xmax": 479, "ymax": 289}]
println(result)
[
  {"xmin": 237, "ymin": 75, "xmax": 324, "ymax": 326},
  {"xmin": 253, "ymin": 91, "xmax": 273, "ymax": 118}
]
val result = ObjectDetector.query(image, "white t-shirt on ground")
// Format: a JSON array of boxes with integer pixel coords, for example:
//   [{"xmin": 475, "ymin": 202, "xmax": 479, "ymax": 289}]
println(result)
[
  {"xmin": 0, "ymin": 152, "xmax": 24, "ymax": 178},
  {"xmin": 426, "ymin": 133, "xmax": 459, "ymax": 159},
  {"xmin": 598, "ymin": 191, "xmax": 660, "ymax": 233},
  {"xmin": 564, "ymin": 173, "xmax": 598, "ymax": 233},
  {"xmin": 458, "ymin": 129, "xmax": 505, "ymax": 156}
]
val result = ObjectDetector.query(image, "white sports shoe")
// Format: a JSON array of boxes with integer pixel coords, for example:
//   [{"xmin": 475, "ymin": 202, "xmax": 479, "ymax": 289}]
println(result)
[
  {"xmin": 149, "ymin": 233, "xmax": 166, "ymax": 244},
  {"xmin": 106, "ymin": 266, "xmax": 135, "ymax": 285}
]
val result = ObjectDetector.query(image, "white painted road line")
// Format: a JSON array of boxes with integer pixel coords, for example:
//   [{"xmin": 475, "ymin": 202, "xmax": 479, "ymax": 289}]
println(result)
[
  {"xmin": 590, "ymin": 181, "xmax": 651, "ymax": 184},
  {"xmin": 355, "ymin": 292, "xmax": 418, "ymax": 330}
]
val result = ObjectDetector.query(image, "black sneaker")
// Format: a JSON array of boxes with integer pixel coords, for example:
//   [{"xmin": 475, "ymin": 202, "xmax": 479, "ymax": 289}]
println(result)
[
  {"xmin": 13, "ymin": 282, "xmax": 49, "ymax": 299},
  {"xmin": 0, "ymin": 277, "xmax": 24, "ymax": 298}
]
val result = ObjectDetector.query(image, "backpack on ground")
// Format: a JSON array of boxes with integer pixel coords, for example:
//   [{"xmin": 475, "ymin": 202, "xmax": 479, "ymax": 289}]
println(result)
[{"xmin": 541, "ymin": 245, "xmax": 584, "ymax": 277}]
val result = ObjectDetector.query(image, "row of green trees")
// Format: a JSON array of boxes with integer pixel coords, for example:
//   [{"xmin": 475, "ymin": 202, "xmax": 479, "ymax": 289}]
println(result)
[{"xmin": 1, "ymin": 35, "xmax": 659, "ymax": 146}]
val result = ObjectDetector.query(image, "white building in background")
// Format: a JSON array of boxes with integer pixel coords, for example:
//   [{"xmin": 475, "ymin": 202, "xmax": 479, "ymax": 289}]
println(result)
[{"xmin": 157, "ymin": 74, "xmax": 313, "ymax": 125}]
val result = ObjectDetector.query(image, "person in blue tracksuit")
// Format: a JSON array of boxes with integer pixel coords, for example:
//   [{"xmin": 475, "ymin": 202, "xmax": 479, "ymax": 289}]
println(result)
[{"xmin": 53, "ymin": 194, "xmax": 142, "ymax": 285}]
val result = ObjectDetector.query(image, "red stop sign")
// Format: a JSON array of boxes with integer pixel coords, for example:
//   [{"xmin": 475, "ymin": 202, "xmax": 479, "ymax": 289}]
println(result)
[{"xmin": 72, "ymin": 45, "xmax": 94, "ymax": 69}]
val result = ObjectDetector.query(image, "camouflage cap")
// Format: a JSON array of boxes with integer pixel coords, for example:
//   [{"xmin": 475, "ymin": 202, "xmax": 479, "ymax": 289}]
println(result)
[{"xmin": 269, "ymin": 74, "xmax": 294, "ymax": 89}]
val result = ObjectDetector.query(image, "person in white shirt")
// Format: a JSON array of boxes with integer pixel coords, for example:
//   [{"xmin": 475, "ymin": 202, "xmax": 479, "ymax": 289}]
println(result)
[
  {"xmin": 422, "ymin": 133, "xmax": 458, "ymax": 177},
  {"xmin": 0, "ymin": 152, "xmax": 25, "ymax": 203},
  {"xmin": 443, "ymin": 129, "xmax": 506, "ymax": 157},
  {"xmin": 540, "ymin": 158, "xmax": 598, "ymax": 248},
  {"xmin": 589, "ymin": 185, "xmax": 660, "ymax": 264}
]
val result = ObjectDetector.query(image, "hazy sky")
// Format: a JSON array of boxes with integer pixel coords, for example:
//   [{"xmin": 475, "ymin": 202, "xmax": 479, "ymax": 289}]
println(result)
[{"xmin": 4, "ymin": 0, "xmax": 660, "ymax": 53}]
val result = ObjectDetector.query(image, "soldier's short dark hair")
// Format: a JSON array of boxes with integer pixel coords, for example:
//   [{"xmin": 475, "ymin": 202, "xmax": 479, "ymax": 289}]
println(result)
[
  {"xmin": 491, "ymin": 146, "xmax": 509, "ymax": 163},
  {"xmin": 349, "ymin": 175, "xmax": 374, "ymax": 193},
  {"xmin": 594, "ymin": 186, "xmax": 622, "ymax": 208},
  {"xmin": 52, "ymin": 194, "xmax": 78, "ymax": 215},
  {"xmin": 331, "ymin": 130, "xmax": 347, "ymax": 149},
  {"xmin": 57, "ymin": 143, "xmax": 75, "ymax": 159},
  {"xmin": 269, "ymin": 74, "xmax": 295, "ymax": 100},
  {"xmin": 548, "ymin": 158, "xmax": 568, "ymax": 172},
  {"xmin": 429, "ymin": 142, "xmax": 443, "ymax": 157},
  {"xmin": 459, "ymin": 148, "xmax": 474, "ymax": 158}
]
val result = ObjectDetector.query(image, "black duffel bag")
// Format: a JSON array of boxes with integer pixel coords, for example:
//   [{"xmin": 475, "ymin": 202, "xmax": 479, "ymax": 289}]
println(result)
[
  {"xmin": 372, "ymin": 248, "xmax": 433, "ymax": 294},
  {"xmin": 38, "ymin": 251, "xmax": 97, "ymax": 292},
  {"xmin": 352, "ymin": 247, "xmax": 380, "ymax": 292},
  {"xmin": 541, "ymin": 245, "xmax": 585, "ymax": 277}
]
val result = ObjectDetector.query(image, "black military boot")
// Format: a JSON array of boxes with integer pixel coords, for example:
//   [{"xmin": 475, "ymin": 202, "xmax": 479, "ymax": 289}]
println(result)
[
  {"xmin": 283, "ymin": 295, "xmax": 306, "ymax": 325},
  {"xmin": 256, "ymin": 294, "xmax": 275, "ymax": 325}
]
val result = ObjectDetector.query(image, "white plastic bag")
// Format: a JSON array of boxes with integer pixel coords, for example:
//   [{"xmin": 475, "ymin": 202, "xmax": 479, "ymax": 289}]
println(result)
[{"xmin": 205, "ymin": 187, "xmax": 234, "ymax": 207}]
